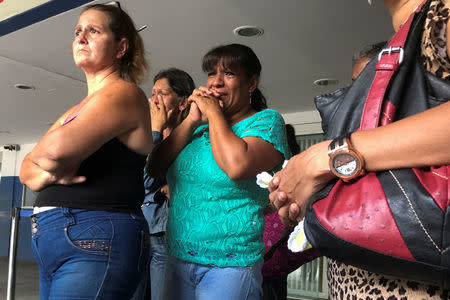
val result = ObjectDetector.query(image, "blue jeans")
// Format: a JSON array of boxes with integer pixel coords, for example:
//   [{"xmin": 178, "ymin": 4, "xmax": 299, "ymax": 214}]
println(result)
[
  {"xmin": 132, "ymin": 234, "xmax": 167, "ymax": 300},
  {"xmin": 163, "ymin": 256, "xmax": 263, "ymax": 300},
  {"xmin": 31, "ymin": 208, "xmax": 150, "ymax": 300},
  {"xmin": 149, "ymin": 234, "xmax": 167, "ymax": 300}
]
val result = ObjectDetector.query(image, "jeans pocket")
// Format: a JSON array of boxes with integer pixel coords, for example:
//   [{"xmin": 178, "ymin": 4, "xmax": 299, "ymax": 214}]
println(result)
[
  {"xmin": 64, "ymin": 219, "xmax": 113, "ymax": 256},
  {"xmin": 138, "ymin": 230, "xmax": 151, "ymax": 272}
]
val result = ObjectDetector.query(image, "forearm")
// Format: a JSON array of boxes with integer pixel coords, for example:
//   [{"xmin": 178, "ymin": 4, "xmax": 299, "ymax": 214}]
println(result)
[
  {"xmin": 352, "ymin": 102, "xmax": 450, "ymax": 171},
  {"xmin": 147, "ymin": 117, "xmax": 198, "ymax": 178},
  {"xmin": 19, "ymin": 154, "xmax": 55, "ymax": 191}
]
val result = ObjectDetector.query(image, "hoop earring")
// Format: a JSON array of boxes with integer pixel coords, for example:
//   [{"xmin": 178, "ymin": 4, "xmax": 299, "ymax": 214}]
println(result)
[{"xmin": 249, "ymin": 92, "xmax": 252, "ymax": 104}]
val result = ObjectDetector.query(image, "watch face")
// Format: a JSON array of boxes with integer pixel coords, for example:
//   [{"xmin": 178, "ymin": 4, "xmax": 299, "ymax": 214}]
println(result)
[{"xmin": 332, "ymin": 153, "xmax": 357, "ymax": 176}]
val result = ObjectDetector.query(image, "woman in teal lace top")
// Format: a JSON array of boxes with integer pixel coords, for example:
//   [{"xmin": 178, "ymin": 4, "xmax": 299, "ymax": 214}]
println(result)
[{"xmin": 148, "ymin": 44, "xmax": 290, "ymax": 300}]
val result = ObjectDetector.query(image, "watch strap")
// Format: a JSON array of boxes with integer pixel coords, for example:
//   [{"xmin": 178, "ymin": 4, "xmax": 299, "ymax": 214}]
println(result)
[
  {"xmin": 328, "ymin": 133, "xmax": 366, "ymax": 181},
  {"xmin": 328, "ymin": 134, "xmax": 350, "ymax": 155}
]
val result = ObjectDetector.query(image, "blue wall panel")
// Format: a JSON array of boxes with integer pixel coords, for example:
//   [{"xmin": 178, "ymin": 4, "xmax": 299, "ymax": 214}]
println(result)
[
  {"xmin": 0, "ymin": 176, "xmax": 35, "ymax": 261},
  {"xmin": 0, "ymin": 0, "xmax": 95, "ymax": 37},
  {"xmin": 0, "ymin": 176, "xmax": 15, "ymax": 257},
  {"xmin": 0, "ymin": 176, "xmax": 14, "ymax": 210}
]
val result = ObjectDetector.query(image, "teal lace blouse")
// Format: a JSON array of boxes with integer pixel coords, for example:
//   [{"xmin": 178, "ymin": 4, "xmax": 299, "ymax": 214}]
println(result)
[{"xmin": 166, "ymin": 109, "xmax": 290, "ymax": 267}]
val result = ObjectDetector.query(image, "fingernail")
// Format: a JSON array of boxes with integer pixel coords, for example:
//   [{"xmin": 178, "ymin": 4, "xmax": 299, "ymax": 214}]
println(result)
[
  {"xmin": 291, "ymin": 206, "xmax": 298, "ymax": 213},
  {"xmin": 272, "ymin": 176, "xmax": 279, "ymax": 185}
]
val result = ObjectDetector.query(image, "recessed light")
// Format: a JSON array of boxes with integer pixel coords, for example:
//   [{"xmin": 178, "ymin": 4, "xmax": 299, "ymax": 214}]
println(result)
[
  {"xmin": 313, "ymin": 78, "xmax": 339, "ymax": 86},
  {"xmin": 14, "ymin": 83, "xmax": 35, "ymax": 90},
  {"xmin": 233, "ymin": 25, "xmax": 264, "ymax": 37}
]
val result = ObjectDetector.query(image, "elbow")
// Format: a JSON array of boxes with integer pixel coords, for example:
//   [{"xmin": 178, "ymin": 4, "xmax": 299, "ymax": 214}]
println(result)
[
  {"xmin": 19, "ymin": 168, "xmax": 27, "ymax": 185},
  {"xmin": 223, "ymin": 163, "xmax": 252, "ymax": 181},
  {"xmin": 19, "ymin": 155, "xmax": 35, "ymax": 186},
  {"xmin": 226, "ymin": 171, "xmax": 247, "ymax": 181},
  {"xmin": 219, "ymin": 154, "xmax": 253, "ymax": 181},
  {"xmin": 19, "ymin": 156, "xmax": 28, "ymax": 184}
]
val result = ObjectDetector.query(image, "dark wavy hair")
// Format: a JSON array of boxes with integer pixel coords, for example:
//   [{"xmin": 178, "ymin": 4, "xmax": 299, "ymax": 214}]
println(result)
[
  {"xmin": 154, "ymin": 68, "xmax": 195, "ymax": 119},
  {"xmin": 202, "ymin": 43, "xmax": 267, "ymax": 111},
  {"xmin": 153, "ymin": 68, "xmax": 195, "ymax": 98},
  {"xmin": 83, "ymin": 3, "xmax": 148, "ymax": 84}
]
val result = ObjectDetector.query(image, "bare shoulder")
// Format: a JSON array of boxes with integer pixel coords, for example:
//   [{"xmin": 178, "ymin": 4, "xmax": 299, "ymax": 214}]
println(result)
[{"xmin": 98, "ymin": 80, "xmax": 147, "ymax": 106}]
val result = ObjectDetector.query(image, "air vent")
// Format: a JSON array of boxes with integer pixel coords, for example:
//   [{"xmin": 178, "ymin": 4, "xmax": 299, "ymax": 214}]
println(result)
[
  {"xmin": 14, "ymin": 83, "xmax": 35, "ymax": 90},
  {"xmin": 233, "ymin": 26, "xmax": 264, "ymax": 37}
]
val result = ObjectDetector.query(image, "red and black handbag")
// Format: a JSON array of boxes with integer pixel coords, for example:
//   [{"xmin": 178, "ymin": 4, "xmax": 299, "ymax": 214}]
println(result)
[{"xmin": 306, "ymin": 0, "xmax": 450, "ymax": 288}]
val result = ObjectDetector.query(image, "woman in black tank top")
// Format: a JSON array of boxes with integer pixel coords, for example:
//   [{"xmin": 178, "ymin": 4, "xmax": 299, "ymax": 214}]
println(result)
[{"xmin": 19, "ymin": 4, "xmax": 153, "ymax": 299}]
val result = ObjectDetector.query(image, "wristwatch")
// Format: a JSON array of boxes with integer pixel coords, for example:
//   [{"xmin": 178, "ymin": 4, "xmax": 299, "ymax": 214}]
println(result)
[{"xmin": 328, "ymin": 134, "xmax": 365, "ymax": 181}]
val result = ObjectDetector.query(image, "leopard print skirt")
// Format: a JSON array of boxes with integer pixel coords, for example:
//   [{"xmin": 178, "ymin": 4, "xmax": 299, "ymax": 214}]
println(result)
[
  {"xmin": 421, "ymin": 0, "xmax": 450, "ymax": 80},
  {"xmin": 327, "ymin": 260, "xmax": 449, "ymax": 300}
]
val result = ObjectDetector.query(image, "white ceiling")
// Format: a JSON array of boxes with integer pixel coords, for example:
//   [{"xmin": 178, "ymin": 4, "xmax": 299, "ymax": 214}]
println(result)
[{"xmin": 0, "ymin": 0, "xmax": 393, "ymax": 145}]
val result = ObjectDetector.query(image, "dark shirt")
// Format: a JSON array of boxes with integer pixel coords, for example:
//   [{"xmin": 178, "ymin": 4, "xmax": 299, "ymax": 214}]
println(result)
[{"xmin": 35, "ymin": 138, "xmax": 146, "ymax": 212}]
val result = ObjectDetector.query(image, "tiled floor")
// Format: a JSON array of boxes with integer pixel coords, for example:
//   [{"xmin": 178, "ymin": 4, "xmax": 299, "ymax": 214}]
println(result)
[{"xmin": 0, "ymin": 257, "xmax": 39, "ymax": 300}]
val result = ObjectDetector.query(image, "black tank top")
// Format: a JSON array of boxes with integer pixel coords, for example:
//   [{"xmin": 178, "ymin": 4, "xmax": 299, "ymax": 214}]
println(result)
[{"xmin": 35, "ymin": 138, "xmax": 147, "ymax": 212}]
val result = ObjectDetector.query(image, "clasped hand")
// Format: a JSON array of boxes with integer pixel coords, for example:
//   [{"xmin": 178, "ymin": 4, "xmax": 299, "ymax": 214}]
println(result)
[
  {"xmin": 268, "ymin": 141, "xmax": 334, "ymax": 226},
  {"xmin": 187, "ymin": 87, "xmax": 223, "ymax": 123}
]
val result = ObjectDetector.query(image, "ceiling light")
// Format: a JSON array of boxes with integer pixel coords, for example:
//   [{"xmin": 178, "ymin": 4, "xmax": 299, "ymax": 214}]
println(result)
[
  {"xmin": 14, "ymin": 83, "xmax": 35, "ymax": 90},
  {"xmin": 313, "ymin": 78, "xmax": 339, "ymax": 86},
  {"xmin": 233, "ymin": 25, "xmax": 264, "ymax": 37}
]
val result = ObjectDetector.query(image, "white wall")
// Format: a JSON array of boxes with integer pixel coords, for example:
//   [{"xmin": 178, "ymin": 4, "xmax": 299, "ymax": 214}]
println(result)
[
  {"xmin": 282, "ymin": 110, "xmax": 323, "ymax": 136},
  {"xmin": 1, "ymin": 143, "xmax": 35, "ymax": 177},
  {"xmin": 15, "ymin": 143, "xmax": 35, "ymax": 177}
]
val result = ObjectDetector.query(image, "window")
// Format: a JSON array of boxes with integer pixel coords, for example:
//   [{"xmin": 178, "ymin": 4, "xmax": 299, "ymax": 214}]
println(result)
[
  {"xmin": 287, "ymin": 133, "xmax": 328, "ymax": 299},
  {"xmin": 21, "ymin": 185, "xmax": 38, "ymax": 209},
  {"xmin": 296, "ymin": 133, "xmax": 324, "ymax": 152}
]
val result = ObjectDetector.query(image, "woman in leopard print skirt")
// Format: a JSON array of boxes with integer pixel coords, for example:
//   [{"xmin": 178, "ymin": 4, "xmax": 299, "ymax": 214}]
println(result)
[{"xmin": 269, "ymin": 0, "xmax": 450, "ymax": 299}]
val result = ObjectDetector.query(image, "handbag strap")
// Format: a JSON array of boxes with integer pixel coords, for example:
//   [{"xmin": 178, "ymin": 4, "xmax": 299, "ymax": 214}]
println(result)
[{"xmin": 359, "ymin": 1, "xmax": 427, "ymax": 131}]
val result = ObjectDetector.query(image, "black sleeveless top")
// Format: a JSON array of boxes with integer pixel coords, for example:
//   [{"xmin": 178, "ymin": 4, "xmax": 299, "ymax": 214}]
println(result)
[{"xmin": 35, "ymin": 138, "xmax": 147, "ymax": 212}]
